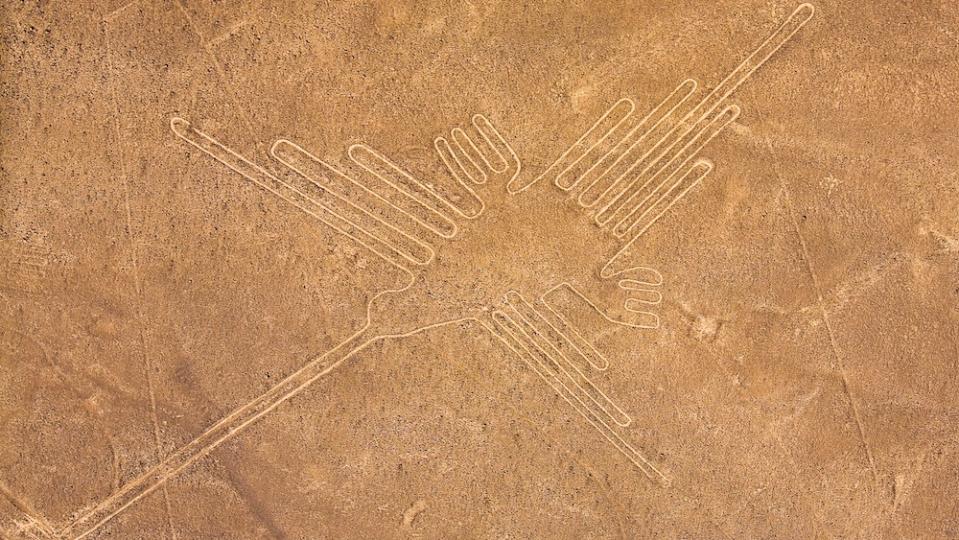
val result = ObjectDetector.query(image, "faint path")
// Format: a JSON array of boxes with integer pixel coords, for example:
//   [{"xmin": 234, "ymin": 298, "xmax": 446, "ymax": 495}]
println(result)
[
  {"xmin": 762, "ymin": 134, "xmax": 879, "ymax": 488},
  {"xmin": 99, "ymin": 18, "xmax": 178, "ymax": 540},
  {"xmin": 171, "ymin": 0, "xmax": 263, "ymax": 156},
  {"xmin": 0, "ymin": 481, "xmax": 57, "ymax": 539}
]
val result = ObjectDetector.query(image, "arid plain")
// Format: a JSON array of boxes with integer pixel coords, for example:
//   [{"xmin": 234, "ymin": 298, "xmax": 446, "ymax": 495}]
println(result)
[{"xmin": 1, "ymin": 1, "xmax": 958, "ymax": 538}]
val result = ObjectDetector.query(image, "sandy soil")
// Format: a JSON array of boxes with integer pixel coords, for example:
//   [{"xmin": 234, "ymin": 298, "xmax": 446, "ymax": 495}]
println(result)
[{"xmin": 2, "ymin": 1, "xmax": 957, "ymax": 538}]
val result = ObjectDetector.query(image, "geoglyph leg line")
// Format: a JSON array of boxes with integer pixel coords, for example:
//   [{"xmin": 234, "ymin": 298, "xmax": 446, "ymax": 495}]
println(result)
[
  {"xmin": 504, "ymin": 291, "xmax": 632, "ymax": 428},
  {"xmin": 481, "ymin": 276, "xmax": 676, "ymax": 482},
  {"xmin": 547, "ymin": 282, "xmax": 660, "ymax": 330},
  {"xmin": 533, "ymin": 295, "xmax": 612, "ymax": 371},
  {"xmin": 484, "ymin": 308, "xmax": 669, "ymax": 484}
]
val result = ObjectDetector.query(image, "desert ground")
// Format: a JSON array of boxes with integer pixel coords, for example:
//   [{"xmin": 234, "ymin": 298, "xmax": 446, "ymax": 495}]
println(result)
[{"xmin": 1, "ymin": 1, "xmax": 957, "ymax": 538}]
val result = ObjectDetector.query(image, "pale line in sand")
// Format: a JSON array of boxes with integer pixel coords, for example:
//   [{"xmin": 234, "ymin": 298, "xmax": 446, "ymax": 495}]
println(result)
[
  {"xmin": 500, "ymin": 2, "xmax": 818, "ymax": 485},
  {"xmin": 587, "ymin": 89, "xmax": 714, "ymax": 227},
  {"xmin": 448, "ymin": 109, "xmax": 668, "ymax": 468},
  {"xmin": 68, "ymin": 110, "xmax": 663, "ymax": 536},
  {"xmin": 602, "ymin": 3, "xmax": 813, "ymax": 228},
  {"xmin": 63, "ymin": 315, "xmax": 476, "ymax": 540},
  {"xmin": 204, "ymin": 19, "xmax": 252, "ymax": 49},
  {"xmin": 486, "ymin": 305, "xmax": 670, "ymax": 485},
  {"xmin": 171, "ymin": 0, "xmax": 262, "ymax": 158},
  {"xmin": 504, "ymin": 291, "xmax": 633, "ymax": 428},
  {"xmin": 275, "ymin": 143, "xmax": 439, "ymax": 266},
  {"xmin": 509, "ymin": 98, "xmax": 635, "ymax": 194},
  {"xmin": 102, "ymin": 0, "xmax": 141, "ymax": 23},
  {"xmin": 0, "ymin": 481, "xmax": 56, "ymax": 539},
  {"xmin": 350, "ymin": 143, "xmax": 481, "ymax": 220},
  {"xmin": 101, "ymin": 21, "xmax": 178, "ymax": 540},
  {"xmin": 527, "ymin": 0, "xmax": 814, "ymax": 200},
  {"xmin": 477, "ymin": 269, "xmax": 672, "ymax": 484},
  {"xmin": 763, "ymin": 135, "xmax": 879, "ymax": 487}
]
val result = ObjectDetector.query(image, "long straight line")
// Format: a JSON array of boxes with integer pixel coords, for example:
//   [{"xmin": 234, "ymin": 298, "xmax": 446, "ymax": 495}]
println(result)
[
  {"xmin": 99, "ymin": 21, "xmax": 178, "ymax": 540},
  {"xmin": 764, "ymin": 136, "xmax": 879, "ymax": 487},
  {"xmin": 0, "ymin": 481, "xmax": 56, "ymax": 538}
]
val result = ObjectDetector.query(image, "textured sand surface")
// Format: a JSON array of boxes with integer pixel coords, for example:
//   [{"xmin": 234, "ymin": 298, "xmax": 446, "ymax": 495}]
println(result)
[{"xmin": 2, "ymin": 1, "xmax": 958, "ymax": 538}]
